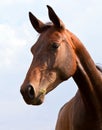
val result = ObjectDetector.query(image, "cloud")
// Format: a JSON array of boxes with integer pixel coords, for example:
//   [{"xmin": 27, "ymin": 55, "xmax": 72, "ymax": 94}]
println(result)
[
  {"xmin": 0, "ymin": 24, "xmax": 27, "ymax": 69},
  {"xmin": 0, "ymin": 0, "xmax": 34, "ymax": 6}
]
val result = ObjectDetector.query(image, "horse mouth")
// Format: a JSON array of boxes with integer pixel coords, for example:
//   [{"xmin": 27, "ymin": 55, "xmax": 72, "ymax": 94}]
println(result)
[
  {"xmin": 20, "ymin": 86, "xmax": 46, "ymax": 105},
  {"xmin": 33, "ymin": 93, "xmax": 45, "ymax": 105},
  {"xmin": 21, "ymin": 93, "xmax": 45, "ymax": 105}
]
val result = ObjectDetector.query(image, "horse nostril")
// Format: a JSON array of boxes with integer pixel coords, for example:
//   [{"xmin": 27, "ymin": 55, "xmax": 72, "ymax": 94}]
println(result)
[{"xmin": 27, "ymin": 85, "xmax": 35, "ymax": 99}]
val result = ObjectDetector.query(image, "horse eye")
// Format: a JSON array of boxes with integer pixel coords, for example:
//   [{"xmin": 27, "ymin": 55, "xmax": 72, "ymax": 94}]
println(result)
[{"xmin": 51, "ymin": 42, "xmax": 59, "ymax": 50}]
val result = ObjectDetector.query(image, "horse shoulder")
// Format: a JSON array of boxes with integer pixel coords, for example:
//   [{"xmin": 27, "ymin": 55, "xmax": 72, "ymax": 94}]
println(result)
[
  {"xmin": 55, "ymin": 91, "xmax": 85, "ymax": 130},
  {"xmin": 55, "ymin": 93, "xmax": 77, "ymax": 130}
]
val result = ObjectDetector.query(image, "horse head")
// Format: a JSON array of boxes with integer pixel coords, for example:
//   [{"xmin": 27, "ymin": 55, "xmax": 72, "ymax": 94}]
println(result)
[{"xmin": 20, "ymin": 5, "xmax": 77, "ymax": 105}]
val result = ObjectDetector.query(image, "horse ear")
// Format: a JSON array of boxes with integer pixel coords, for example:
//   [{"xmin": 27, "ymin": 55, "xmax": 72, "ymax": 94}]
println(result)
[
  {"xmin": 47, "ymin": 5, "xmax": 65, "ymax": 29},
  {"xmin": 29, "ymin": 12, "xmax": 45, "ymax": 33}
]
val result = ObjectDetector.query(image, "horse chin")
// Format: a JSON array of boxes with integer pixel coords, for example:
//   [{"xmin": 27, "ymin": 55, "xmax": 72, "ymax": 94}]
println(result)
[
  {"xmin": 32, "ymin": 95, "xmax": 45, "ymax": 105},
  {"xmin": 32, "ymin": 99, "xmax": 44, "ymax": 105}
]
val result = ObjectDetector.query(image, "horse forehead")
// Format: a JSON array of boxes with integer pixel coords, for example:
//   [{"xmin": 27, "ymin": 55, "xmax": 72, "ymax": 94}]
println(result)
[
  {"xmin": 32, "ymin": 29, "xmax": 67, "ymax": 53},
  {"xmin": 49, "ymin": 31, "xmax": 63, "ymax": 39},
  {"xmin": 40, "ymin": 30, "xmax": 66, "ymax": 45}
]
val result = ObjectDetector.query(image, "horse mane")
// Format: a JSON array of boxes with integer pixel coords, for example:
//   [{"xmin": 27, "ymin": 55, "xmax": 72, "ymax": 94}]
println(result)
[{"xmin": 45, "ymin": 22, "xmax": 53, "ymax": 26}]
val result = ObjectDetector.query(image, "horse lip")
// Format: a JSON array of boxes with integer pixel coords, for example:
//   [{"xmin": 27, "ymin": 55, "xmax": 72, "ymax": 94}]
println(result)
[
  {"xmin": 33, "ymin": 88, "xmax": 46, "ymax": 105},
  {"xmin": 27, "ymin": 92, "xmax": 45, "ymax": 105},
  {"xmin": 32, "ymin": 95, "xmax": 45, "ymax": 105},
  {"xmin": 22, "ymin": 95, "xmax": 44, "ymax": 105}
]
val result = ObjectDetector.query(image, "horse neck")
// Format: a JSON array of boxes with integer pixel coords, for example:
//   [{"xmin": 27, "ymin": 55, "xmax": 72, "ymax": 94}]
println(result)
[{"xmin": 68, "ymin": 31, "xmax": 102, "ymax": 114}]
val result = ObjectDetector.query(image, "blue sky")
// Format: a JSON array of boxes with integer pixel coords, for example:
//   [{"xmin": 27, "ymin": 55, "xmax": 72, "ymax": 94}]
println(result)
[{"xmin": 0, "ymin": 0, "xmax": 102, "ymax": 130}]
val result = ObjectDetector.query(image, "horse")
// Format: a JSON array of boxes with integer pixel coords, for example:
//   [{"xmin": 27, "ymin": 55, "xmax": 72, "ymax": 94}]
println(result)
[{"xmin": 20, "ymin": 5, "xmax": 102, "ymax": 130}]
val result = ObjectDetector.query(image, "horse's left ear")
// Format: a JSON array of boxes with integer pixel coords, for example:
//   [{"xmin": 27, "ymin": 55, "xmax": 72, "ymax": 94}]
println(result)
[{"xmin": 47, "ymin": 5, "xmax": 65, "ymax": 29}]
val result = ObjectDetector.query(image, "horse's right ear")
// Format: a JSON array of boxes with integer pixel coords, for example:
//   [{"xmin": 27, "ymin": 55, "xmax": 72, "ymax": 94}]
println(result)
[{"xmin": 29, "ymin": 12, "xmax": 45, "ymax": 33}]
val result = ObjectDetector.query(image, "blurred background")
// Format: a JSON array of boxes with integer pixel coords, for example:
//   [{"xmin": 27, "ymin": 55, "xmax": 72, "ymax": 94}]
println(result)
[{"xmin": 0, "ymin": 0, "xmax": 102, "ymax": 130}]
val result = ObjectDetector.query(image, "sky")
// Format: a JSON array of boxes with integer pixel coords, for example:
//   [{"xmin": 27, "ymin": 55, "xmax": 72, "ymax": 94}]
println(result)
[{"xmin": 0, "ymin": 0, "xmax": 102, "ymax": 130}]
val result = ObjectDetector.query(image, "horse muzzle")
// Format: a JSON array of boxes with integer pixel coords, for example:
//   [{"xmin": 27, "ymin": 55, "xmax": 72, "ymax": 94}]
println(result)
[{"xmin": 20, "ymin": 84, "xmax": 46, "ymax": 105}]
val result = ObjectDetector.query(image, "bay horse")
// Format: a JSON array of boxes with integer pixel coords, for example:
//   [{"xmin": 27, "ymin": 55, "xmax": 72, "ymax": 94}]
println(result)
[{"xmin": 20, "ymin": 5, "xmax": 102, "ymax": 130}]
